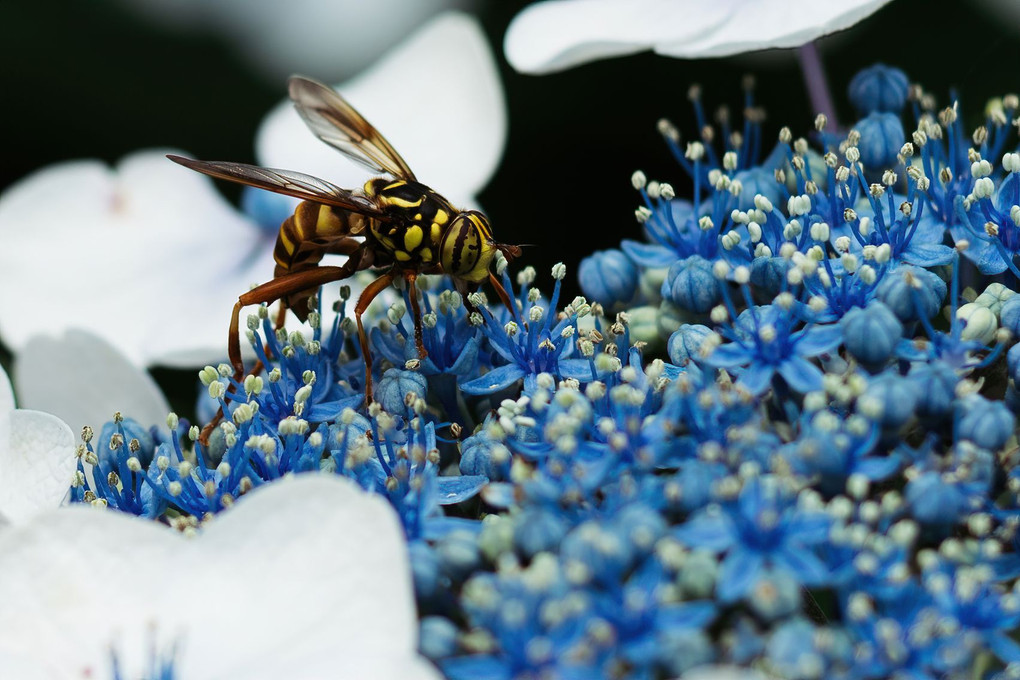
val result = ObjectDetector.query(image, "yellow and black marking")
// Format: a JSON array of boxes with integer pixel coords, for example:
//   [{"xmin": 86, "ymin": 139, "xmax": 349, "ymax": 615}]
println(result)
[
  {"xmin": 274, "ymin": 201, "xmax": 366, "ymax": 275},
  {"xmin": 364, "ymin": 178, "xmax": 458, "ymax": 266},
  {"xmin": 440, "ymin": 211, "xmax": 497, "ymax": 282}
]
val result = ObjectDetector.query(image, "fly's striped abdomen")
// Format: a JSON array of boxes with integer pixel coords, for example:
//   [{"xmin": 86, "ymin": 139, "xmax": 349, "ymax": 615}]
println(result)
[{"xmin": 273, "ymin": 201, "xmax": 367, "ymax": 276}]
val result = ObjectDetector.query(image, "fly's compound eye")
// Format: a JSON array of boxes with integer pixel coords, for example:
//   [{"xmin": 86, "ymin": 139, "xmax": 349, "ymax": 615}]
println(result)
[{"xmin": 440, "ymin": 211, "xmax": 496, "ymax": 282}]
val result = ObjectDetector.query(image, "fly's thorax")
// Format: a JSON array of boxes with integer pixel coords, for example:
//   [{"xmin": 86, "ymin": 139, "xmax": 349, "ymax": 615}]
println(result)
[
  {"xmin": 364, "ymin": 178, "xmax": 455, "ymax": 265},
  {"xmin": 440, "ymin": 211, "xmax": 497, "ymax": 283}
]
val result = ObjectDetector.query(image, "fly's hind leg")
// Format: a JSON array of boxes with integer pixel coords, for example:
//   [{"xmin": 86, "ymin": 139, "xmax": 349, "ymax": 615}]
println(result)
[{"xmin": 198, "ymin": 253, "xmax": 365, "ymax": 445}]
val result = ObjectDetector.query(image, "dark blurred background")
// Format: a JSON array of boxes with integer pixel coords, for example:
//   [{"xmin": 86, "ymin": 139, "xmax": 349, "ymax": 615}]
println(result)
[
  {"xmin": 3, "ymin": 0, "xmax": 1019, "ymax": 288},
  {"xmin": 2, "ymin": 0, "xmax": 1019, "ymax": 404}
]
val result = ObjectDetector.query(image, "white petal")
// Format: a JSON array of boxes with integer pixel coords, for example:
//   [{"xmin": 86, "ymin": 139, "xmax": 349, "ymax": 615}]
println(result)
[
  {"xmin": 0, "ymin": 363, "xmax": 12, "ymax": 415},
  {"xmin": 683, "ymin": 667, "xmax": 769, "ymax": 680},
  {"xmin": 15, "ymin": 330, "xmax": 171, "ymax": 433},
  {"xmin": 0, "ymin": 410, "xmax": 76, "ymax": 525},
  {"xmin": 0, "ymin": 475, "xmax": 437, "ymax": 680},
  {"xmin": 504, "ymin": 0, "xmax": 893, "ymax": 72},
  {"xmin": 0, "ymin": 150, "xmax": 270, "ymax": 368},
  {"xmin": 656, "ymin": 0, "xmax": 895, "ymax": 57},
  {"xmin": 504, "ymin": 0, "xmax": 731, "ymax": 74},
  {"xmin": 257, "ymin": 11, "xmax": 505, "ymax": 208}
]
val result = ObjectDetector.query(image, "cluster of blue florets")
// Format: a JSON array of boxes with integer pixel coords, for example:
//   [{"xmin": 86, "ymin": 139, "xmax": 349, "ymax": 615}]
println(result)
[{"xmin": 72, "ymin": 64, "xmax": 1020, "ymax": 679}]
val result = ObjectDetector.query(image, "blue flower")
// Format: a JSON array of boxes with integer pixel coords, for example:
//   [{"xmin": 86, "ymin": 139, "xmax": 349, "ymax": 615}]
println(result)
[
  {"xmin": 707, "ymin": 298, "xmax": 842, "ymax": 396},
  {"xmin": 926, "ymin": 564, "xmax": 1020, "ymax": 665},
  {"xmin": 372, "ymin": 286, "xmax": 482, "ymax": 379},
  {"xmin": 779, "ymin": 410, "xmax": 897, "ymax": 496},
  {"xmin": 674, "ymin": 476, "xmax": 832, "ymax": 602},
  {"xmin": 460, "ymin": 265, "xmax": 599, "ymax": 395},
  {"xmin": 443, "ymin": 554, "xmax": 601, "ymax": 680},
  {"xmin": 953, "ymin": 169, "xmax": 1020, "ymax": 275}
]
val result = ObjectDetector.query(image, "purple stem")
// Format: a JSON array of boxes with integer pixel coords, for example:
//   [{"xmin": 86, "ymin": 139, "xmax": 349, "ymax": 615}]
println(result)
[{"xmin": 798, "ymin": 41, "xmax": 838, "ymax": 127}]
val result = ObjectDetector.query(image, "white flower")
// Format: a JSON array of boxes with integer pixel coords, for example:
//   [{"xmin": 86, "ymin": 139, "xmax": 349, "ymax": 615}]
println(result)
[
  {"xmin": 0, "ymin": 362, "xmax": 76, "ymax": 525},
  {"xmin": 0, "ymin": 330, "xmax": 167, "ymax": 524},
  {"xmin": 15, "ymin": 330, "xmax": 171, "ymax": 433},
  {"xmin": 504, "ymin": 0, "xmax": 895, "ymax": 74},
  {"xmin": 0, "ymin": 475, "xmax": 440, "ymax": 679},
  {"xmin": 0, "ymin": 150, "xmax": 267, "ymax": 368},
  {"xmin": 0, "ymin": 11, "xmax": 506, "ymax": 369}
]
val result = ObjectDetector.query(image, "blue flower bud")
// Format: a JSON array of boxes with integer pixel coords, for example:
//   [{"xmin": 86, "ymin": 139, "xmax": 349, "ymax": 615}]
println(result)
[
  {"xmin": 241, "ymin": 185, "xmax": 297, "ymax": 236},
  {"xmin": 661, "ymin": 255, "xmax": 719, "ymax": 313},
  {"xmin": 875, "ymin": 265, "xmax": 946, "ymax": 323},
  {"xmin": 905, "ymin": 471, "xmax": 967, "ymax": 530},
  {"xmin": 861, "ymin": 373, "xmax": 920, "ymax": 429},
  {"xmin": 1000, "ymin": 294, "xmax": 1020, "ymax": 337},
  {"xmin": 748, "ymin": 572, "xmax": 801, "ymax": 621},
  {"xmin": 908, "ymin": 362, "xmax": 959, "ymax": 419},
  {"xmin": 1009, "ymin": 343, "xmax": 1020, "ymax": 385},
  {"xmin": 659, "ymin": 630, "xmax": 715, "ymax": 677},
  {"xmin": 578, "ymin": 248, "xmax": 638, "ymax": 308},
  {"xmin": 854, "ymin": 112, "xmax": 905, "ymax": 169},
  {"xmin": 459, "ymin": 427, "xmax": 510, "ymax": 481},
  {"xmin": 375, "ymin": 368, "xmax": 427, "ymax": 415},
  {"xmin": 957, "ymin": 395, "xmax": 1014, "ymax": 451},
  {"xmin": 409, "ymin": 540, "xmax": 440, "ymax": 600},
  {"xmin": 749, "ymin": 256, "xmax": 791, "ymax": 298},
  {"xmin": 848, "ymin": 64, "xmax": 910, "ymax": 114},
  {"xmin": 419, "ymin": 616, "xmax": 458, "ymax": 660},
  {"xmin": 733, "ymin": 167, "xmax": 782, "ymax": 211},
  {"xmin": 1007, "ymin": 385, "xmax": 1020, "ymax": 415},
  {"xmin": 839, "ymin": 301, "xmax": 902, "ymax": 366},
  {"xmin": 513, "ymin": 508, "xmax": 568, "ymax": 558},
  {"xmin": 668, "ymin": 324, "xmax": 712, "ymax": 365},
  {"xmin": 435, "ymin": 531, "xmax": 482, "ymax": 583}
]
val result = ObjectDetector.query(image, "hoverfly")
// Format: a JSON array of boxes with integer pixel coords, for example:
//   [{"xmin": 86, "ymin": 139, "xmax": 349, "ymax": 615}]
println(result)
[{"xmin": 169, "ymin": 76, "xmax": 520, "ymax": 429}]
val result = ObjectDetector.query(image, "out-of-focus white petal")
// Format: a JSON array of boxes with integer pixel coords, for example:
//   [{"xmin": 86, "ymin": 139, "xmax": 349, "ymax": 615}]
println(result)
[
  {"xmin": 0, "ymin": 363, "xmax": 12, "ymax": 415},
  {"xmin": 505, "ymin": 0, "xmax": 730, "ymax": 74},
  {"xmin": 14, "ymin": 330, "xmax": 171, "ymax": 433},
  {"xmin": 0, "ymin": 475, "xmax": 438, "ymax": 679},
  {"xmin": 656, "ymin": 0, "xmax": 894, "ymax": 57},
  {"xmin": 0, "ymin": 150, "xmax": 273, "ymax": 368},
  {"xmin": 504, "ymin": 0, "xmax": 893, "ymax": 73},
  {"xmin": 257, "ymin": 11, "xmax": 506, "ymax": 208},
  {"xmin": 0, "ymin": 410, "xmax": 76, "ymax": 525}
]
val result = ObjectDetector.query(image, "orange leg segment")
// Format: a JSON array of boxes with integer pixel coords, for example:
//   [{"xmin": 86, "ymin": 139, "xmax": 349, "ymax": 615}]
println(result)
[
  {"xmin": 355, "ymin": 270, "xmax": 396, "ymax": 401},
  {"xmin": 404, "ymin": 271, "xmax": 427, "ymax": 360},
  {"xmin": 488, "ymin": 271, "xmax": 517, "ymax": 317}
]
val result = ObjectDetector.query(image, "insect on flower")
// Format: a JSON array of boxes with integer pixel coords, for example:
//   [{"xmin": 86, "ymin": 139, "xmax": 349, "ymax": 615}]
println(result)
[{"xmin": 169, "ymin": 76, "xmax": 521, "ymax": 434}]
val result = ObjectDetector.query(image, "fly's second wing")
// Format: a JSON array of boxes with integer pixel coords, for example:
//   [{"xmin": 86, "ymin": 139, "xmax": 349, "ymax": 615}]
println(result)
[{"xmin": 287, "ymin": 76, "xmax": 416, "ymax": 181}]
